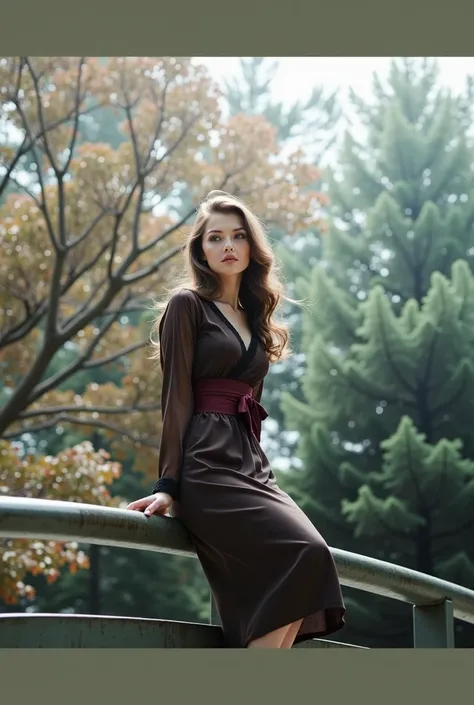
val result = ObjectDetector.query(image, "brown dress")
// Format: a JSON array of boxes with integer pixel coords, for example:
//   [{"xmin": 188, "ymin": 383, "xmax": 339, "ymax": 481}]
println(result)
[{"xmin": 153, "ymin": 288, "xmax": 345, "ymax": 647}]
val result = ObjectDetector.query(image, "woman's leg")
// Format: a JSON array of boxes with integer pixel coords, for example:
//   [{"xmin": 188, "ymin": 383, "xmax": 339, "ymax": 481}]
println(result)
[
  {"xmin": 247, "ymin": 623, "xmax": 294, "ymax": 649},
  {"xmin": 247, "ymin": 619, "xmax": 303, "ymax": 649},
  {"xmin": 280, "ymin": 619, "xmax": 303, "ymax": 649}
]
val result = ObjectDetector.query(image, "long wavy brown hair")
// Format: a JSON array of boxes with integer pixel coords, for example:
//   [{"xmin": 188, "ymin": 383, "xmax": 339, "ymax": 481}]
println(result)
[{"xmin": 149, "ymin": 191, "xmax": 296, "ymax": 363}]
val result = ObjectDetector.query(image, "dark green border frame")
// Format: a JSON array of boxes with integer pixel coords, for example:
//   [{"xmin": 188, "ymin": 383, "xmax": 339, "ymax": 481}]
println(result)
[
  {"xmin": 1, "ymin": 0, "xmax": 473, "ymax": 55},
  {"xmin": 1, "ymin": 648, "xmax": 472, "ymax": 702},
  {"xmin": 1, "ymin": 0, "xmax": 473, "ymax": 700}
]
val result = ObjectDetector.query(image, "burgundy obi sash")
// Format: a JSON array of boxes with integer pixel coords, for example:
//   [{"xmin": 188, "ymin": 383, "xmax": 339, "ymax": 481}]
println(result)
[{"xmin": 193, "ymin": 378, "xmax": 268, "ymax": 443}]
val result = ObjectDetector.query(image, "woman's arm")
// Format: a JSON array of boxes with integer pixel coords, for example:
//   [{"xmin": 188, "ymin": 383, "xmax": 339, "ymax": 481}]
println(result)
[{"xmin": 152, "ymin": 289, "xmax": 200, "ymax": 500}]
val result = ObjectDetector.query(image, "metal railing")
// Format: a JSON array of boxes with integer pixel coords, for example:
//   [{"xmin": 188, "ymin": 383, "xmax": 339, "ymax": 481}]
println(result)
[{"xmin": 1, "ymin": 496, "xmax": 474, "ymax": 648}]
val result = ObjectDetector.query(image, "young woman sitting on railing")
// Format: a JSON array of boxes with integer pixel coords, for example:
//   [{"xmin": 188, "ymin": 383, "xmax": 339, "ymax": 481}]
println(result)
[{"xmin": 126, "ymin": 191, "xmax": 346, "ymax": 649}]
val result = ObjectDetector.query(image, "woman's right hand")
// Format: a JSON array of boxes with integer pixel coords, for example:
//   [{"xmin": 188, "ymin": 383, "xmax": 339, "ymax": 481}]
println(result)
[{"xmin": 126, "ymin": 492, "xmax": 173, "ymax": 517}]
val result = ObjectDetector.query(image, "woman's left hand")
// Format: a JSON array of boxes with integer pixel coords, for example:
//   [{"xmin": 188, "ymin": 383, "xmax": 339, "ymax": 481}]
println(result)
[{"xmin": 126, "ymin": 492, "xmax": 173, "ymax": 517}]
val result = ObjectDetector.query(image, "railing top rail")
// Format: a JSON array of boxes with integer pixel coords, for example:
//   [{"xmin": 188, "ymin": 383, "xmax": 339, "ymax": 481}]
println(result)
[{"xmin": 2, "ymin": 496, "xmax": 474, "ymax": 624}]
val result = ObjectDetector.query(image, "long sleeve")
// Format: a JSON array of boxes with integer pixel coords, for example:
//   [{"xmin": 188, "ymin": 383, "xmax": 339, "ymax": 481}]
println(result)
[{"xmin": 152, "ymin": 289, "xmax": 200, "ymax": 500}]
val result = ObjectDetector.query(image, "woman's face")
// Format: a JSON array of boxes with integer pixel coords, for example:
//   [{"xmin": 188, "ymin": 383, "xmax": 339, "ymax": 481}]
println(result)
[{"xmin": 201, "ymin": 211, "xmax": 251, "ymax": 279}]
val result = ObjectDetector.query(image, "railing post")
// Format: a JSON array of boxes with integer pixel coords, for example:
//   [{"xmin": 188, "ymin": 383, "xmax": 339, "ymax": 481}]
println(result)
[
  {"xmin": 413, "ymin": 599, "xmax": 454, "ymax": 648},
  {"xmin": 209, "ymin": 590, "xmax": 221, "ymax": 626}
]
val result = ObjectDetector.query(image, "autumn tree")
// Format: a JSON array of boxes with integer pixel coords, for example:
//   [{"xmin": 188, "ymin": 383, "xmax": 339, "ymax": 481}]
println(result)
[{"xmin": 0, "ymin": 56, "xmax": 324, "ymax": 604}]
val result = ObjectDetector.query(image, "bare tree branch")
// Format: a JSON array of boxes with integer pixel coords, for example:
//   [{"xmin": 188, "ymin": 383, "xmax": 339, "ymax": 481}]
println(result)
[
  {"xmin": 1, "ymin": 82, "xmax": 103, "ymax": 201},
  {"xmin": 7, "ymin": 175, "xmax": 43, "ymax": 210},
  {"xmin": 142, "ymin": 115, "xmax": 200, "ymax": 180},
  {"xmin": 24, "ymin": 58, "xmax": 60, "ymax": 175},
  {"xmin": 26, "ymin": 292, "xmax": 133, "ymax": 405},
  {"xmin": 102, "ymin": 304, "xmax": 152, "ymax": 316},
  {"xmin": 18, "ymin": 401, "xmax": 161, "ymax": 419},
  {"xmin": 0, "ymin": 297, "xmax": 47, "ymax": 348},
  {"xmin": 0, "ymin": 135, "xmax": 29, "ymax": 198},
  {"xmin": 12, "ymin": 100, "xmax": 58, "ymax": 252},
  {"xmin": 122, "ymin": 244, "xmax": 183, "ymax": 284},
  {"xmin": 143, "ymin": 76, "xmax": 172, "ymax": 173},
  {"xmin": 82, "ymin": 340, "xmax": 149, "ymax": 368},
  {"xmin": 0, "ymin": 267, "xmax": 124, "ymax": 433},
  {"xmin": 4, "ymin": 412, "xmax": 161, "ymax": 448},
  {"xmin": 0, "ymin": 229, "xmax": 111, "ymax": 349},
  {"xmin": 0, "ymin": 259, "xmax": 38, "ymax": 321},
  {"xmin": 60, "ymin": 57, "xmax": 85, "ymax": 177},
  {"xmin": 59, "ymin": 414, "xmax": 160, "ymax": 448},
  {"xmin": 131, "ymin": 178, "xmax": 145, "ymax": 251},
  {"xmin": 136, "ymin": 206, "xmax": 196, "ymax": 257},
  {"xmin": 64, "ymin": 253, "xmax": 122, "ymax": 331},
  {"xmin": 67, "ymin": 210, "xmax": 109, "ymax": 249}
]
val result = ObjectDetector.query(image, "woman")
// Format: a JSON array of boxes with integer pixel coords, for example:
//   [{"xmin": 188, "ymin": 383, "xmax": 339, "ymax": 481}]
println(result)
[{"xmin": 127, "ymin": 191, "xmax": 345, "ymax": 648}]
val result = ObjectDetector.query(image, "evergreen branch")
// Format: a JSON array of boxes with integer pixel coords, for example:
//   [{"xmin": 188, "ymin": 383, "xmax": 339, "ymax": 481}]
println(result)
[
  {"xmin": 420, "ymin": 327, "xmax": 439, "ymax": 391},
  {"xmin": 433, "ymin": 517, "xmax": 474, "ymax": 541},
  {"xmin": 345, "ymin": 363, "xmax": 413, "ymax": 405},
  {"xmin": 376, "ymin": 294, "xmax": 415, "ymax": 395},
  {"xmin": 385, "ymin": 222, "xmax": 418, "ymax": 290},
  {"xmin": 432, "ymin": 442, "xmax": 449, "ymax": 513},
  {"xmin": 431, "ymin": 362, "xmax": 472, "ymax": 420},
  {"xmin": 401, "ymin": 423, "xmax": 426, "ymax": 514},
  {"xmin": 356, "ymin": 500, "xmax": 416, "ymax": 541}
]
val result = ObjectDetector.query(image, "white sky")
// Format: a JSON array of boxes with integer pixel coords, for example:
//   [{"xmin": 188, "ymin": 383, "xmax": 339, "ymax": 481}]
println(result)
[
  {"xmin": 199, "ymin": 57, "xmax": 474, "ymax": 105},
  {"xmin": 197, "ymin": 57, "xmax": 474, "ymax": 164}
]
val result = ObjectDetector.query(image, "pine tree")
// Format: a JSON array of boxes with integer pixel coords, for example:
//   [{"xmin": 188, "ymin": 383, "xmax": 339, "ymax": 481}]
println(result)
[{"xmin": 281, "ymin": 58, "xmax": 474, "ymax": 647}]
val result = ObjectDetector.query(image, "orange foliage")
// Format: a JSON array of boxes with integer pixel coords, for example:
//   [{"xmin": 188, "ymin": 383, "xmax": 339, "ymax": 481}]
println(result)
[{"xmin": 0, "ymin": 440, "xmax": 123, "ymax": 604}]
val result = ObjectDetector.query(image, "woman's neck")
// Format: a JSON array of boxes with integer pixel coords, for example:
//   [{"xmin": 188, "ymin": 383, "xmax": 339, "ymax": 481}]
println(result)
[{"xmin": 215, "ymin": 279, "xmax": 242, "ymax": 312}]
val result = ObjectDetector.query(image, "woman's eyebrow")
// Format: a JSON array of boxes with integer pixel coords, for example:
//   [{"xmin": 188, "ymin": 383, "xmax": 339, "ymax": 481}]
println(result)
[{"xmin": 206, "ymin": 227, "xmax": 246, "ymax": 234}]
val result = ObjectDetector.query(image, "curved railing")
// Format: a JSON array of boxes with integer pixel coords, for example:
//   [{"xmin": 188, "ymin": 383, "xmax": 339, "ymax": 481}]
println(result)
[{"xmin": 1, "ymin": 496, "xmax": 473, "ymax": 648}]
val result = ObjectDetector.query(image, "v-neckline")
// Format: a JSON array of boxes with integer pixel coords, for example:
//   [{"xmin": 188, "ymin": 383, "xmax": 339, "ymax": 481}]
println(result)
[{"xmin": 209, "ymin": 300, "xmax": 253, "ymax": 353}]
